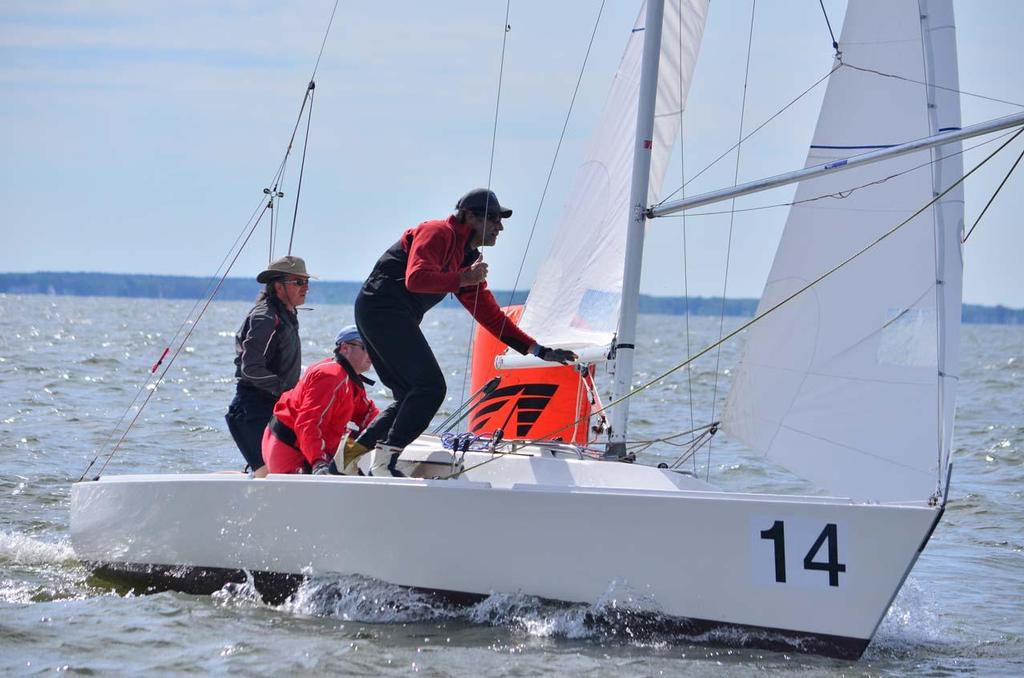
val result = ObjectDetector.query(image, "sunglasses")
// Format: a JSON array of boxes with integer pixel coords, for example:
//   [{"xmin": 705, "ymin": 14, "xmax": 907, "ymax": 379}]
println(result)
[
  {"xmin": 473, "ymin": 211, "xmax": 503, "ymax": 223},
  {"xmin": 344, "ymin": 341, "xmax": 365, "ymax": 350},
  {"xmin": 281, "ymin": 279, "xmax": 310, "ymax": 287}
]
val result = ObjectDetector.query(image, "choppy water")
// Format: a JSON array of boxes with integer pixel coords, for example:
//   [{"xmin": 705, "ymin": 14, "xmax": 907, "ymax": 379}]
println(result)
[{"xmin": 1, "ymin": 293, "xmax": 1022, "ymax": 675}]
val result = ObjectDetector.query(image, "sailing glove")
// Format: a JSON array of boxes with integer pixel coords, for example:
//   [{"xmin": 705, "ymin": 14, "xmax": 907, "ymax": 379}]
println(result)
[{"xmin": 535, "ymin": 345, "xmax": 578, "ymax": 365}]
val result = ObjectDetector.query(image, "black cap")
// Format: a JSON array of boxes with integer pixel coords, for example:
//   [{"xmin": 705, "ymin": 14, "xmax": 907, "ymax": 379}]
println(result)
[{"xmin": 455, "ymin": 188, "xmax": 512, "ymax": 219}]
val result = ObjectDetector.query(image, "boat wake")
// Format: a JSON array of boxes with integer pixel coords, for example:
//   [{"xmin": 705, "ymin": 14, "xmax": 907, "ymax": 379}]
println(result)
[
  {"xmin": 0, "ymin": 530, "xmax": 93, "ymax": 605},
  {"xmin": 0, "ymin": 530, "xmax": 76, "ymax": 566},
  {"xmin": 864, "ymin": 577, "xmax": 949, "ymax": 659},
  {"xmin": 207, "ymin": 573, "xmax": 846, "ymax": 654},
  {"xmin": 207, "ymin": 572, "xmax": 677, "ymax": 644}
]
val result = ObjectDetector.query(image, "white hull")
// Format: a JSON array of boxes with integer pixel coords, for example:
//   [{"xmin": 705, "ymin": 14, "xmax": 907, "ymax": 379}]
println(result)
[{"xmin": 71, "ymin": 437, "xmax": 941, "ymax": 658}]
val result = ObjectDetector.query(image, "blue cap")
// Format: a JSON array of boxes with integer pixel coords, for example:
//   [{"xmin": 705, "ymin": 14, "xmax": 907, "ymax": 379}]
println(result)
[{"xmin": 335, "ymin": 325, "xmax": 362, "ymax": 346}]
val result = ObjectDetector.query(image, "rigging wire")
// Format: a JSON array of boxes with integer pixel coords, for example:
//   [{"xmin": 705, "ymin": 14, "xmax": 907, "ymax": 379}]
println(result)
[
  {"xmin": 676, "ymin": 0, "xmax": 697, "ymax": 475},
  {"xmin": 624, "ymin": 422, "xmax": 718, "ymax": 449},
  {"xmin": 706, "ymin": 0, "xmax": 757, "ymax": 481},
  {"xmin": 624, "ymin": 421, "xmax": 718, "ymax": 459},
  {"xmin": 817, "ymin": 0, "xmax": 839, "ymax": 55},
  {"xmin": 495, "ymin": 0, "xmax": 608, "ymax": 335},
  {"xmin": 457, "ymin": 1, "xmax": 513, "ymax": 409},
  {"xmin": 79, "ymin": 1, "xmax": 343, "ymax": 479},
  {"xmin": 655, "ymin": 63, "xmax": 839, "ymax": 208},
  {"xmin": 310, "ymin": 0, "xmax": 341, "ymax": 81},
  {"xmin": 288, "ymin": 82, "xmax": 316, "ymax": 255},
  {"xmin": 492, "ymin": 126, "xmax": 1024, "ymax": 458},
  {"xmin": 82, "ymin": 200, "xmax": 275, "ymax": 481},
  {"xmin": 963, "ymin": 141, "xmax": 1024, "ymax": 242},
  {"xmin": 79, "ymin": 190, "xmax": 278, "ymax": 482}
]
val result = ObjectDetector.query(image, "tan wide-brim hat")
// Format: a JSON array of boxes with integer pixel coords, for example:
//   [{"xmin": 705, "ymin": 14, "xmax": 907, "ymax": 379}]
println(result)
[{"xmin": 256, "ymin": 255, "xmax": 316, "ymax": 284}]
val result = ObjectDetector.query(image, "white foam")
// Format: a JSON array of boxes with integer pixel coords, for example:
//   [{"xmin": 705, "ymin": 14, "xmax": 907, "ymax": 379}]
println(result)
[
  {"xmin": 283, "ymin": 574, "xmax": 455, "ymax": 623},
  {"xmin": 210, "ymin": 570, "xmax": 265, "ymax": 610},
  {"xmin": 868, "ymin": 577, "xmax": 947, "ymax": 657},
  {"xmin": 0, "ymin": 530, "xmax": 75, "ymax": 565}
]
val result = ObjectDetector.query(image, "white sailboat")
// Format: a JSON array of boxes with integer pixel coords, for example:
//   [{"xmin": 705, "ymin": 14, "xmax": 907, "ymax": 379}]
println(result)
[{"xmin": 70, "ymin": 0, "xmax": 1024, "ymax": 658}]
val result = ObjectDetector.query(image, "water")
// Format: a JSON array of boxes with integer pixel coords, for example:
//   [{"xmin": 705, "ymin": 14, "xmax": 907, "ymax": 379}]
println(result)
[{"xmin": 1, "ymin": 293, "xmax": 1022, "ymax": 675}]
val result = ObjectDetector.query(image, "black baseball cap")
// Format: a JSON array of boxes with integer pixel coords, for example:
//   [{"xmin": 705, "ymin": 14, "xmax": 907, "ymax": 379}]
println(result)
[{"xmin": 455, "ymin": 188, "xmax": 512, "ymax": 219}]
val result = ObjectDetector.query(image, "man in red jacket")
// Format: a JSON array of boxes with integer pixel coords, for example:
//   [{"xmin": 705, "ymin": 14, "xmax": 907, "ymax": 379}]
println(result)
[
  {"xmin": 262, "ymin": 326, "xmax": 379, "ymax": 475},
  {"xmin": 353, "ymin": 188, "xmax": 576, "ymax": 477}
]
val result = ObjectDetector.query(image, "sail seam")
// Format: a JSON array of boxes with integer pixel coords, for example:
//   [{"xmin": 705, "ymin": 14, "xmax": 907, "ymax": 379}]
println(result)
[
  {"xmin": 774, "ymin": 423, "xmax": 935, "ymax": 475},
  {"xmin": 739, "ymin": 363, "xmax": 939, "ymax": 386},
  {"xmin": 843, "ymin": 62, "xmax": 1024, "ymax": 109}
]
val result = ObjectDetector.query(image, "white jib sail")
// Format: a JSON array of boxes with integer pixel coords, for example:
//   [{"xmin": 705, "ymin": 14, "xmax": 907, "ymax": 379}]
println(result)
[
  {"xmin": 517, "ymin": 0, "xmax": 709, "ymax": 350},
  {"xmin": 723, "ymin": 0, "xmax": 964, "ymax": 503}
]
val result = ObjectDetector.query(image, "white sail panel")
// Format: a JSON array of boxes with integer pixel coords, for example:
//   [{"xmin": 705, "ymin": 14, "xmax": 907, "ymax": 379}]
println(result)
[
  {"xmin": 518, "ymin": 0, "xmax": 709, "ymax": 348},
  {"xmin": 921, "ymin": 0, "xmax": 965, "ymax": 476},
  {"xmin": 723, "ymin": 0, "xmax": 964, "ymax": 503}
]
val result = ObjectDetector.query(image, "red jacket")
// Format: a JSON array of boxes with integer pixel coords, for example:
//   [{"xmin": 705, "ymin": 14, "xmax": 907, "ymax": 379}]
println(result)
[
  {"xmin": 401, "ymin": 216, "xmax": 535, "ymax": 353},
  {"xmin": 266, "ymin": 355, "xmax": 378, "ymax": 472}
]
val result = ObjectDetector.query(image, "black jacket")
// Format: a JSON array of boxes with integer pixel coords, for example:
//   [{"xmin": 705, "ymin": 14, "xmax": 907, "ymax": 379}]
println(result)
[{"xmin": 232, "ymin": 294, "xmax": 301, "ymax": 399}]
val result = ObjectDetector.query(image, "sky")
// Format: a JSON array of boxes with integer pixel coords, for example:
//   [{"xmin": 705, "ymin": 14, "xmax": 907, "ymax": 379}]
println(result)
[{"xmin": 2, "ymin": 0, "xmax": 1022, "ymax": 307}]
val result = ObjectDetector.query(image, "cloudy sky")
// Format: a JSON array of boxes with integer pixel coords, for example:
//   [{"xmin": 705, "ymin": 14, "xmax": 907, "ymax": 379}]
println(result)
[{"xmin": 2, "ymin": 1, "xmax": 1022, "ymax": 306}]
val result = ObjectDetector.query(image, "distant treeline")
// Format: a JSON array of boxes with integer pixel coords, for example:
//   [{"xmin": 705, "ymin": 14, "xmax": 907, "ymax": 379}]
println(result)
[{"xmin": 2, "ymin": 271, "xmax": 1021, "ymax": 324}]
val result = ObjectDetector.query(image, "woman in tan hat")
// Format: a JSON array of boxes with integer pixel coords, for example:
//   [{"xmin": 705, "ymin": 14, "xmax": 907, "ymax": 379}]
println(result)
[{"xmin": 225, "ymin": 255, "xmax": 313, "ymax": 476}]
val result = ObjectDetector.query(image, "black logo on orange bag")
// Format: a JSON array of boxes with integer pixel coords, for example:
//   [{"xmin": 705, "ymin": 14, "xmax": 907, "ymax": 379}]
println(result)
[{"xmin": 470, "ymin": 384, "xmax": 558, "ymax": 438}]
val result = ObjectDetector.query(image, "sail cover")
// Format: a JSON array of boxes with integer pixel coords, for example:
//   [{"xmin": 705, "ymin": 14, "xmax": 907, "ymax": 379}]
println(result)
[
  {"xmin": 518, "ymin": 0, "xmax": 709, "ymax": 349},
  {"xmin": 723, "ymin": 0, "xmax": 964, "ymax": 503}
]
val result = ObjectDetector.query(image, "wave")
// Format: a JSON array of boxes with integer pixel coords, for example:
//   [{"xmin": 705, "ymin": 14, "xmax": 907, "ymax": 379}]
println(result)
[
  {"xmin": 212, "ymin": 573, "xmax": 858, "ymax": 655},
  {"xmin": 0, "ymin": 531, "xmax": 76, "ymax": 566}
]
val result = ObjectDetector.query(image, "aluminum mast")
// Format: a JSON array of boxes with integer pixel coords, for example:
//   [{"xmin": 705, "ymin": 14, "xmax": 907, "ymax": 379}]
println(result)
[{"xmin": 607, "ymin": 0, "xmax": 666, "ymax": 458}]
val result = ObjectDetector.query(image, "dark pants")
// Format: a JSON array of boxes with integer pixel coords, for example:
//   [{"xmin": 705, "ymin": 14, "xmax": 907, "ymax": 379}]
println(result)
[
  {"xmin": 354, "ymin": 292, "xmax": 446, "ymax": 450},
  {"xmin": 225, "ymin": 385, "xmax": 277, "ymax": 470}
]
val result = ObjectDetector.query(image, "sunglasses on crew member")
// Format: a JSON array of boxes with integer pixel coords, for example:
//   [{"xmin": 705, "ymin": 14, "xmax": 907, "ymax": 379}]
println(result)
[
  {"xmin": 281, "ymin": 279, "xmax": 310, "ymax": 287},
  {"xmin": 344, "ymin": 341, "xmax": 365, "ymax": 350},
  {"xmin": 472, "ymin": 210, "xmax": 503, "ymax": 223}
]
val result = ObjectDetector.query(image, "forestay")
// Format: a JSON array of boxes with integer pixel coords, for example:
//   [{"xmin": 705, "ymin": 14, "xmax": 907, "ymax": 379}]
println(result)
[
  {"xmin": 723, "ymin": 0, "xmax": 964, "ymax": 503},
  {"xmin": 518, "ymin": 0, "xmax": 708, "ymax": 349}
]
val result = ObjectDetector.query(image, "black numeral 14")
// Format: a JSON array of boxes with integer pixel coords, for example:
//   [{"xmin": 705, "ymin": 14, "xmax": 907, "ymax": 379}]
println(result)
[{"xmin": 760, "ymin": 521, "xmax": 846, "ymax": 587}]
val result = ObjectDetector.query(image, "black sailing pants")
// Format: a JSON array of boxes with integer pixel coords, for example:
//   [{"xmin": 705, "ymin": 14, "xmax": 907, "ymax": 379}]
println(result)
[
  {"xmin": 354, "ymin": 292, "xmax": 446, "ymax": 450},
  {"xmin": 225, "ymin": 383, "xmax": 276, "ymax": 471}
]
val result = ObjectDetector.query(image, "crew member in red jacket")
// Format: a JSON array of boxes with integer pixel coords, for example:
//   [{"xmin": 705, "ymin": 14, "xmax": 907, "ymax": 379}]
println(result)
[
  {"xmin": 353, "ymin": 188, "xmax": 576, "ymax": 477},
  {"xmin": 262, "ymin": 326, "xmax": 379, "ymax": 474}
]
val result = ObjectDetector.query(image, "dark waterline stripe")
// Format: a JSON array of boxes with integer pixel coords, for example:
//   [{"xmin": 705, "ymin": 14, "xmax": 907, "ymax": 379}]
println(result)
[{"xmin": 87, "ymin": 561, "xmax": 870, "ymax": 660}]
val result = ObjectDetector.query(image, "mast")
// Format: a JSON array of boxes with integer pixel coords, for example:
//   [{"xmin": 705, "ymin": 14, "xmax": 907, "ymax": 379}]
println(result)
[{"xmin": 607, "ymin": 0, "xmax": 666, "ymax": 458}]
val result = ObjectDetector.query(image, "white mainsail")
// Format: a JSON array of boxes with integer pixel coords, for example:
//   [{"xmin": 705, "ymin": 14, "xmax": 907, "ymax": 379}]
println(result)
[
  {"xmin": 518, "ymin": 0, "xmax": 709, "ymax": 349},
  {"xmin": 723, "ymin": 0, "xmax": 964, "ymax": 503}
]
